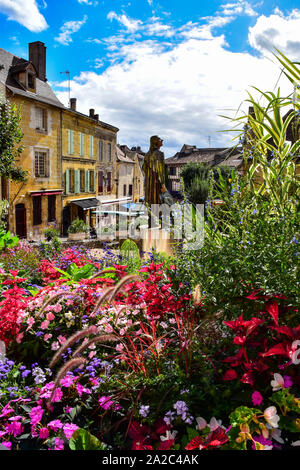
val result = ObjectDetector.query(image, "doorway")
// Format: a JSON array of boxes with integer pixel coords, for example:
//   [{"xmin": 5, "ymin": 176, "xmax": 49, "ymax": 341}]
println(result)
[{"xmin": 15, "ymin": 204, "xmax": 27, "ymax": 238}]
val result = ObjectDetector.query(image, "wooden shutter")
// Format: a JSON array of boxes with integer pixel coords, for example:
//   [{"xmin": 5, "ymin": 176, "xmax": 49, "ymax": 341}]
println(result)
[
  {"xmin": 33, "ymin": 196, "xmax": 42, "ymax": 226},
  {"xmin": 98, "ymin": 171, "xmax": 103, "ymax": 193},
  {"xmin": 85, "ymin": 170, "xmax": 89, "ymax": 192},
  {"xmin": 89, "ymin": 136, "xmax": 94, "ymax": 157},
  {"xmin": 48, "ymin": 195, "xmax": 56, "ymax": 222},
  {"xmin": 65, "ymin": 169, "xmax": 70, "ymax": 194},
  {"xmin": 74, "ymin": 169, "xmax": 80, "ymax": 194},
  {"xmin": 80, "ymin": 133, "xmax": 84, "ymax": 156}
]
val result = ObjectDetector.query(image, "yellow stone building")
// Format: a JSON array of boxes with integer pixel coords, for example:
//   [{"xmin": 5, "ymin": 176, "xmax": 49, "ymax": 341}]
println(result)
[
  {"xmin": 0, "ymin": 42, "xmax": 64, "ymax": 239},
  {"xmin": 61, "ymin": 99, "xmax": 119, "ymax": 235}
]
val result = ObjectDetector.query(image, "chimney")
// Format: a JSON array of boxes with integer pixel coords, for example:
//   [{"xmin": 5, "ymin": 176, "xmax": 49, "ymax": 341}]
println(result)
[
  {"xmin": 89, "ymin": 109, "xmax": 95, "ymax": 118},
  {"xmin": 94, "ymin": 114, "xmax": 99, "ymax": 121},
  {"xmin": 70, "ymin": 98, "xmax": 77, "ymax": 111},
  {"xmin": 29, "ymin": 41, "xmax": 46, "ymax": 81}
]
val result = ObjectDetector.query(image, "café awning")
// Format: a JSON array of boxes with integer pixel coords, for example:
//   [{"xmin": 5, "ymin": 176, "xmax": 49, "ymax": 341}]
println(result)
[{"xmin": 71, "ymin": 198, "xmax": 99, "ymax": 210}]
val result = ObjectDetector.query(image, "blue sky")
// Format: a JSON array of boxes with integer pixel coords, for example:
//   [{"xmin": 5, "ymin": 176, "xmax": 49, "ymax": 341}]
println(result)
[{"xmin": 1, "ymin": 0, "xmax": 300, "ymax": 156}]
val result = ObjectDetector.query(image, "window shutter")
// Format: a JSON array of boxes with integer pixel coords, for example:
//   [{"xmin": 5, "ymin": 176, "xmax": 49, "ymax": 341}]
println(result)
[
  {"xmin": 94, "ymin": 171, "xmax": 96, "ymax": 192},
  {"xmin": 65, "ymin": 169, "xmax": 70, "ymax": 194},
  {"xmin": 89, "ymin": 136, "xmax": 94, "ymax": 157},
  {"xmin": 85, "ymin": 170, "xmax": 89, "ymax": 192},
  {"xmin": 80, "ymin": 133, "xmax": 84, "ymax": 156},
  {"xmin": 74, "ymin": 169, "xmax": 80, "ymax": 194}
]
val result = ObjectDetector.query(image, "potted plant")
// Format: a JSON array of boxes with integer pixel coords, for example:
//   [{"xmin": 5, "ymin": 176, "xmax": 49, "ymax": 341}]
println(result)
[{"xmin": 67, "ymin": 218, "xmax": 89, "ymax": 241}]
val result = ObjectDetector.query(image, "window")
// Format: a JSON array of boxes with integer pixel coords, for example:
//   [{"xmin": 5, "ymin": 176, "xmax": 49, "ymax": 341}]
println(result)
[
  {"xmin": 80, "ymin": 170, "xmax": 85, "ymax": 192},
  {"xmin": 36, "ymin": 107, "xmax": 47, "ymax": 131},
  {"xmin": 169, "ymin": 166, "xmax": 176, "ymax": 176},
  {"xmin": 33, "ymin": 196, "xmax": 42, "ymax": 226},
  {"xmin": 35, "ymin": 151, "xmax": 48, "ymax": 178},
  {"xmin": 89, "ymin": 170, "xmax": 95, "ymax": 192},
  {"xmin": 107, "ymin": 143, "xmax": 112, "ymax": 162},
  {"xmin": 79, "ymin": 133, "xmax": 84, "ymax": 156},
  {"xmin": 128, "ymin": 184, "xmax": 133, "ymax": 196},
  {"xmin": 98, "ymin": 171, "xmax": 103, "ymax": 193},
  {"xmin": 89, "ymin": 136, "xmax": 94, "ymax": 158},
  {"xmin": 99, "ymin": 141, "xmax": 103, "ymax": 161},
  {"xmin": 123, "ymin": 184, "xmax": 127, "ymax": 197},
  {"xmin": 70, "ymin": 169, "xmax": 75, "ymax": 193},
  {"xmin": 68, "ymin": 130, "xmax": 74, "ymax": 155},
  {"xmin": 27, "ymin": 72, "xmax": 35, "ymax": 90},
  {"xmin": 107, "ymin": 172, "xmax": 111, "ymax": 192},
  {"xmin": 48, "ymin": 195, "xmax": 56, "ymax": 222}
]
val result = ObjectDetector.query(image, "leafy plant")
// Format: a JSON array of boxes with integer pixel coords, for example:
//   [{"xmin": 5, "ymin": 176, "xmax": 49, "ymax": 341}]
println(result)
[{"xmin": 67, "ymin": 218, "xmax": 89, "ymax": 234}]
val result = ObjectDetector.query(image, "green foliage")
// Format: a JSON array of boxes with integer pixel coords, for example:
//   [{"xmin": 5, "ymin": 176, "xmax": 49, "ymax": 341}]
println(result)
[
  {"xmin": 120, "ymin": 238, "xmax": 141, "ymax": 272},
  {"xmin": 0, "ymin": 98, "xmax": 27, "ymax": 181},
  {"xmin": 40, "ymin": 228, "xmax": 62, "ymax": 260},
  {"xmin": 0, "ymin": 200, "xmax": 9, "ymax": 231},
  {"xmin": 69, "ymin": 429, "xmax": 107, "ymax": 450},
  {"xmin": 67, "ymin": 218, "xmax": 89, "ymax": 234},
  {"xmin": 54, "ymin": 262, "xmax": 95, "ymax": 282},
  {"xmin": 0, "ymin": 230, "xmax": 19, "ymax": 251}
]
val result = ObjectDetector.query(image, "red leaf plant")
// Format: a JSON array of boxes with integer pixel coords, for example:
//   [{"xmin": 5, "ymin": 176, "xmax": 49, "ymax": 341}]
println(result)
[
  {"xmin": 185, "ymin": 427, "xmax": 229, "ymax": 450},
  {"xmin": 222, "ymin": 293, "xmax": 300, "ymax": 386}
]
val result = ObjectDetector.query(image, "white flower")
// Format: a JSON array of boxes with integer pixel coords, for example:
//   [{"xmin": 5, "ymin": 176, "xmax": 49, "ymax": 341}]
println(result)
[
  {"xmin": 270, "ymin": 373, "xmax": 284, "ymax": 391},
  {"xmin": 291, "ymin": 441, "xmax": 300, "ymax": 446},
  {"xmin": 264, "ymin": 406, "xmax": 280, "ymax": 428},
  {"xmin": 270, "ymin": 428, "xmax": 284, "ymax": 444},
  {"xmin": 195, "ymin": 417, "xmax": 207, "ymax": 431},
  {"xmin": 209, "ymin": 417, "xmax": 223, "ymax": 431},
  {"xmin": 160, "ymin": 430, "xmax": 178, "ymax": 441}
]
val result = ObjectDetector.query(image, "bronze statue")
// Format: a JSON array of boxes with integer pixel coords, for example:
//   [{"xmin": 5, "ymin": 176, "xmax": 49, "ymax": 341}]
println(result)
[{"xmin": 142, "ymin": 135, "xmax": 168, "ymax": 206}]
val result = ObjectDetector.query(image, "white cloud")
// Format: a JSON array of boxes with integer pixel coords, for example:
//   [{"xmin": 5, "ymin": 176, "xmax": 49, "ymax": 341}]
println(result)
[
  {"xmin": 248, "ymin": 9, "xmax": 300, "ymax": 59},
  {"xmin": 0, "ymin": 0, "xmax": 47, "ymax": 32},
  {"xmin": 107, "ymin": 11, "xmax": 143, "ymax": 33},
  {"xmin": 78, "ymin": 0, "xmax": 98, "ymax": 5},
  {"xmin": 55, "ymin": 18, "xmax": 291, "ymax": 156},
  {"xmin": 220, "ymin": 1, "xmax": 258, "ymax": 17},
  {"xmin": 55, "ymin": 15, "xmax": 88, "ymax": 46}
]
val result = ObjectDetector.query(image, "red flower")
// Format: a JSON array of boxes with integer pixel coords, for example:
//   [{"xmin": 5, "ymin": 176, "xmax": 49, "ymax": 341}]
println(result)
[
  {"xmin": 222, "ymin": 369, "xmax": 238, "ymax": 381},
  {"xmin": 186, "ymin": 427, "xmax": 228, "ymax": 450}
]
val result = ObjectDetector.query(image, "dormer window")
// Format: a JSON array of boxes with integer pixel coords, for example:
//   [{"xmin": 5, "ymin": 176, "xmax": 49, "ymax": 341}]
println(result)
[{"xmin": 27, "ymin": 72, "xmax": 35, "ymax": 90}]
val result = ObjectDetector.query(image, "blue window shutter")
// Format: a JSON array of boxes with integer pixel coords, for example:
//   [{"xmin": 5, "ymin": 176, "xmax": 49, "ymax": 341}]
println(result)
[{"xmin": 89, "ymin": 136, "xmax": 94, "ymax": 157}]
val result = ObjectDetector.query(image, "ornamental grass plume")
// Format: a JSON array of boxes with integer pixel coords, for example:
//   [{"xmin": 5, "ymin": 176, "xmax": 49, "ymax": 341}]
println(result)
[
  {"xmin": 49, "ymin": 325, "xmax": 97, "ymax": 368},
  {"xmin": 72, "ymin": 334, "xmax": 118, "ymax": 358}
]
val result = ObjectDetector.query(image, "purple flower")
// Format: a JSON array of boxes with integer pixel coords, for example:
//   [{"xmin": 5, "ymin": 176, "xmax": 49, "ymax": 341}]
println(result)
[
  {"xmin": 252, "ymin": 391, "xmax": 263, "ymax": 406},
  {"xmin": 252, "ymin": 435, "xmax": 273, "ymax": 450},
  {"xmin": 98, "ymin": 396, "xmax": 114, "ymax": 410},
  {"xmin": 139, "ymin": 405, "xmax": 150, "ymax": 418},
  {"xmin": 48, "ymin": 419, "xmax": 63, "ymax": 432}
]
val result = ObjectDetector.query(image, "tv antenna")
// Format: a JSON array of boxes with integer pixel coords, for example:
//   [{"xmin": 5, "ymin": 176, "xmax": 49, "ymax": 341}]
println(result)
[{"xmin": 60, "ymin": 70, "xmax": 70, "ymax": 107}]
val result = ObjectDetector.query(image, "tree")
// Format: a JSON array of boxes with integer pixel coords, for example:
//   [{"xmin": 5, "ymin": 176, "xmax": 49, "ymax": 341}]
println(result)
[{"xmin": 0, "ymin": 96, "xmax": 27, "ymax": 182}]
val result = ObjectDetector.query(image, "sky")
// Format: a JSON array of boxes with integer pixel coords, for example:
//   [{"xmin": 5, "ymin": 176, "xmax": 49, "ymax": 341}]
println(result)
[{"xmin": 0, "ymin": 0, "xmax": 300, "ymax": 157}]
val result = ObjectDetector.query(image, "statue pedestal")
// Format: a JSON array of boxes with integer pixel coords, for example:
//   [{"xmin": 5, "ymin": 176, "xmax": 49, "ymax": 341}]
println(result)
[{"xmin": 141, "ymin": 227, "xmax": 174, "ymax": 257}]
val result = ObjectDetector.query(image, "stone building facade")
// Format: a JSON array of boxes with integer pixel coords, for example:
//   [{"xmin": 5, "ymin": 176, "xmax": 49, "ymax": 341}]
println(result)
[{"xmin": 0, "ymin": 41, "xmax": 64, "ymax": 239}]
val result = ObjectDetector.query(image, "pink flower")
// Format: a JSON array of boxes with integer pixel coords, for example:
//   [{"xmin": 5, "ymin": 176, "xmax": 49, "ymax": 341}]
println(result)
[
  {"xmin": 51, "ymin": 341, "xmax": 60, "ymax": 351},
  {"xmin": 16, "ymin": 333, "xmax": 24, "ymax": 344},
  {"xmin": 54, "ymin": 438, "xmax": 64, "ymax": 450},
  {"xmin": 57, "ymin": 335, "xmax": 66, "ymax": 345},
  {"xmin": 29, "ymin": 406, "xmax": 44, "ymax": 428},
  {"xmin": 1, "ymin": 441, "xmax": 11, "ymax": 450},
  {"xmin": 98, "ymin": 396, "xmax": 114, "ymax": 410},
  {"xmin": 6, "ymin": 421, "xmax": 23, "ymax": 437},
  {"xmin": 116, "ymin": 343, "xmax": 124, "ymax": 352},
  {"xmin": 26, "ymin": 316, "xmax": 35, "ymax": 330},
  {"xmin": 39, "ymin": 427, "xmax": 49, "ymax": 439},
  {"xmin": 40, "ymin": 320, "xmax": 49, "ymax": 330},
  {"xmin": 63, "ymin": 423, "xmax": 79, "ymax": 440},
  {"xmin": 76, "ymin": 384, "xmax": 91, "ymax": 397},
  {"xmin": 44, "ymin": 334, "xmax": 52, "ymax": 342},
  {"xmin": 283, "ymin": 375, "xmax": 293, "ymax": 388},
  {"xmin": 48, "ymin": 420, "xmax": 63, "ymax": 432},
  {"xmin": 53, "ymin": 304, "xmax": 62, "ymax": 313},
  {"xmin": 46, "ymin": 312, "xmax": 55, "ymax": 321},
  {"xmin": 0, "ymin": 404, "xmax": 14, "ymax": 418},
  {"xmin": 60, "ymin": 375, "xmax": 75, "ymax": 387},
  {"xmin": 51, "ymin": 387, "xmax": 63, "ymax": 403},
  {"xmin": 196, "ymin": 417, "xmax": 207, "ymax": 431},
  {"xmin": 252, "ymin": 391, "xmax": 263, "ymax": 406}
]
